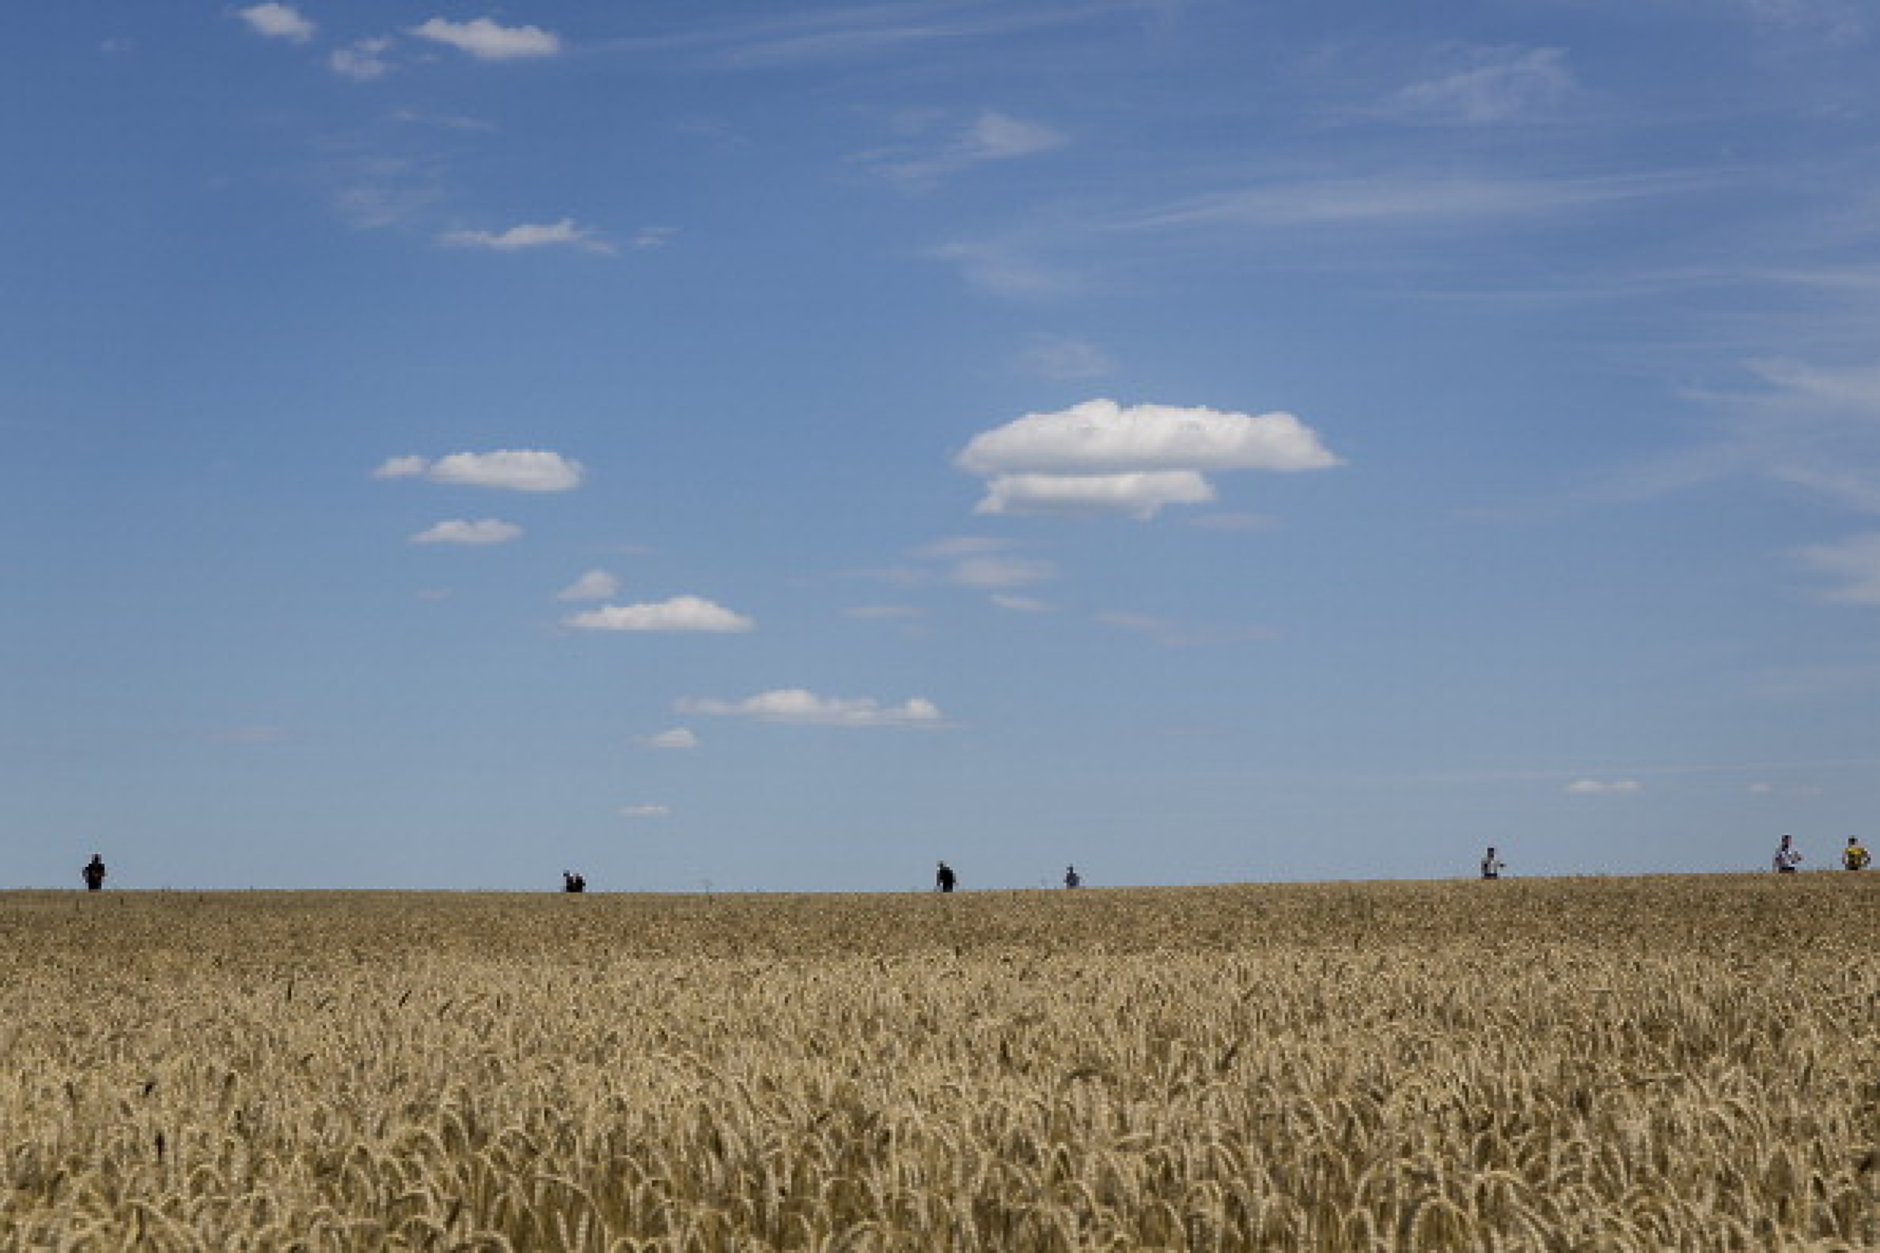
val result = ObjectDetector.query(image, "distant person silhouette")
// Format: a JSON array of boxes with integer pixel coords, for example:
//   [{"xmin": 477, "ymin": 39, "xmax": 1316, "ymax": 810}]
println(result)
[
  {"xmin": 1843, "ymin": 837, "xmax": 1870, "ymax": 871},
  {"xmin": 81, "ymin": 854, "xmax": 106, "ymax": 892},
  {"xmin": 563, "ymin": 871, "xmax": 586, "ymax": 893},
  {"xmin": 1064, "ymin": 865, "xmax": 1081, "ymax": 889},
  {"xmin": 935, "ymin": 861, "xmax": 956, "ymax": 893},
  {"xmin": 1773, "ymin": 835, "xmax": 1802, "ymax": 874},
  {"xmin": 1479, "ymin": 847, "xmax": 1504, "ymax": 880}
]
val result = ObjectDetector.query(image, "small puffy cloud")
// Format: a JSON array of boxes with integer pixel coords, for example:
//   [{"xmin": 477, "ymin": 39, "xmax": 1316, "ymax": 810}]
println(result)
[
  {"xmin": 977, "ymin": 470, "xmax": 1215, "ymax": 519},
  {"xmin": 439, "ymin": 219, "xmax": 614, "ymax": 255},
  {"xmin": 375, "ymin": 450, "xmax": 585, "ymax": 492},
  {"xmin": 643, "ymin": 727, "xmax": 699, "ymax": 750},
  {"xmin": 1565, "ymin": 779, "xmax": 1642, "ymax": 795},
  {"xmin": 409, "ymin": 17, "xmax": 560, "ymax": 60},
  {"xmin": 958, "ymin": 399, "xmax": 1339, "ymax": 520},
  {"xmin": 557, "ymin": 570, "xmax": 619, "ymax": 602},
  {"xmin": 565, "ymin": 596, "xmax": 755, "ymax": 633},
  {"xmin": 412, "ymin": 518, "xmax": 522, "ymax": 545},
  {"xmin": 1797, "ymin": 532, "xmax": 1880, "ymax": 604},
  {"xmin": 619, "ymin": 805, "xmax": 671, "ymax": 820},
  {"xmin": 960, "ymin": 399, "xmax": 1340, "ymax": 476},
  {"xmin": 331, "ymin": 37, "xmax": 394, "ymax": 81},
  {"xmin": 678, "ymin": 688, "xmax": 944, "ymax": 727},
  {"xmin": 235, "ymin": 3, "xmax": 315, "ymax": 43}
]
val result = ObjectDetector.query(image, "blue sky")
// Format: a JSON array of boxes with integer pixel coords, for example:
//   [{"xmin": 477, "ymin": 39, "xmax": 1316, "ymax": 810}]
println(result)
[{"xmin": 5, "ymin": 1, "xmax": 1879, "ymax": 889}]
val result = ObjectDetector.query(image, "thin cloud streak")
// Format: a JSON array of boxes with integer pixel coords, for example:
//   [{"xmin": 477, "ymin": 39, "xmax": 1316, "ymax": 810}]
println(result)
[{"xmin": 1124, "ymin": 170, "xmax": 1712, "ymax": 234}]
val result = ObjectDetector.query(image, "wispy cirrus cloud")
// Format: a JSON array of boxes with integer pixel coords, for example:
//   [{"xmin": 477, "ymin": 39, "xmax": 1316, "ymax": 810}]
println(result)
[
  {"xmin": 234, "ymin": 3, "xmax": 315, "ymax": 43},
  {"xmin": 1014, "ymin": 333, "xmax": 1113, "ymax": 380},
  {"xmin": 409, "ymin": 17, "xmax": 561, "ymax": 60},
  {"xmin": 1616, "ymin": 356, "xmax": 1880, "ymax": 516},
  {"xmin": 866, "ymin": 110, "xmax": 1066, "ymax": 186},
  {"xmin": 1565, "ymin": 778, "xmax": 1642, "ymax": 795},
  {"xmin": 565, "ymin": 596, "xmax": 754, "ymax": 633},
  {"xmin": 1797, "ymin": 532, "xmax": 1880, "ymax": 604},
  {"xmin": 439, "ymin": 219, "xmax": 615, "ymax": 255},
  {"xmin": 331, "ymin": 36, "xmax": 394, "ymax": 81},
  {"xmin": 374, "ymin": 450, "xmax": 586, "ymax": 492},
  {"xmin": 927, "ymin": 237, "xmax": 1083, "ymax": 299},
  {"xmin": 668, "ymin": 6, "xmax": 1125, "ymax": 69},
  {"xmin": 910, "ymin": 536, "xmax": 1056, "ymax": 591},
  {"xmin": 678, "ymin": 688, "xmax": 943, "ymax": 727},
  {"xmin": 324, "ymin": 154, "xmax": 446, "ymax": 230},
  {"xmin": 1384, "ymin": 47, "xmax": 1580, "ymax": 125},
  {"xmin": 1128, "ymin": 171, "xmax": 1694, "ymax": 234},
  {"xmin": 642, "ymin": 727, "xmax": 699, "ymax": 750},
  {"xmin": 1098, "ymin": 610, "xmax": 1273, "ymax": 648}
]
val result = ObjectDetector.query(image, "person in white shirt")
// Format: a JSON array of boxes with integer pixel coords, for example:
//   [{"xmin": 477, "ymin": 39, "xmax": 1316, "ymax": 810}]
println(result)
[
  {"xmin": 1773, "ymin": 835, "xmax": 1803, "ymax": 874},
  {"xmin": 1480, "ymin": 847, "xmax": 1505, "ymax": 880}
]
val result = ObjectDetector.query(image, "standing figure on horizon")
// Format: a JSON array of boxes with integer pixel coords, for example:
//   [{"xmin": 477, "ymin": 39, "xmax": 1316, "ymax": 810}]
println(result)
[
  {"xmin": 563, "ymin": 871, "xmax": 586, "ymax": 893},
  {"xmin": 81, "ymin": 854, "xmax": 106, "ymax": 892},
  {"xmin": 1842, "ymin": 837, "xmax": 1870, "ymax": 871},
  {"xmin": 935, "ymin": 861, "xmax": 956, "ymax": 893},
  {"xmin": 1479, "ymin": 847, "xmax": 1504, "ymax": 880},
  {"xmin": 1773, "ymin": 835, "xmax": 1803, "ymax": 874},
  {"xmin": 1064, "ymin": 865, "xmax": 1081, "ymax": 889}
]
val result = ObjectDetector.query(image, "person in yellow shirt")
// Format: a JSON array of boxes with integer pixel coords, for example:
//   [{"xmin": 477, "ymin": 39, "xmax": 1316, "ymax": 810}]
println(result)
[{"xmin": 1843, "ymin": 837, "xmax": 1871, "ymax": 871}]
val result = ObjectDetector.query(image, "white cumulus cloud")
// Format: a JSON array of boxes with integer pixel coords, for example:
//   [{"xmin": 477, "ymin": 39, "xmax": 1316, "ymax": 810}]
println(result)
[
  {"xmin": 557, "ymin": 570, "xmax": 619, "ymax": 602},
  {"xmin": 411, "ymin": 518, "xmax": 522, "ymax": 545},
  {"xmin": 643, "ymin": 727, "xmax": 699, "ymax": 750},
  {"xmin": 236, "ymin": 3, "xmax": 315, "ymax": 43},
  {"xmin": 958, "ymin": 399, "xmax": 1339, "ymax": 520},
  {"xmin": 564, "ymin": 596, "xmax": 754, "ymax": 633},
  {"xmin": 409, "ymin": 17, "xmax": 560, "ymax": 60},
  {"xmin": 677, "ymin": 689, "xmax": 943, "ymax": 727},
  {"xmin": 374, "ymin": 450, "xmax": 585, "ymax": 492},
  {"xmin": 960, "ymin": 399, "xmax": 1340, "ymax": 476},
  {"xmin": 439, "ymin": 219, "xmax": 613, "ymax": 254}
]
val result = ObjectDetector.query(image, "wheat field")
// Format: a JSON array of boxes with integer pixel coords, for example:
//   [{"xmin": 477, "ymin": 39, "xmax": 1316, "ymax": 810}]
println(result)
[{"xmin": 1, "ymin": 875, "xmax": 1874, "ymax": 1251}]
